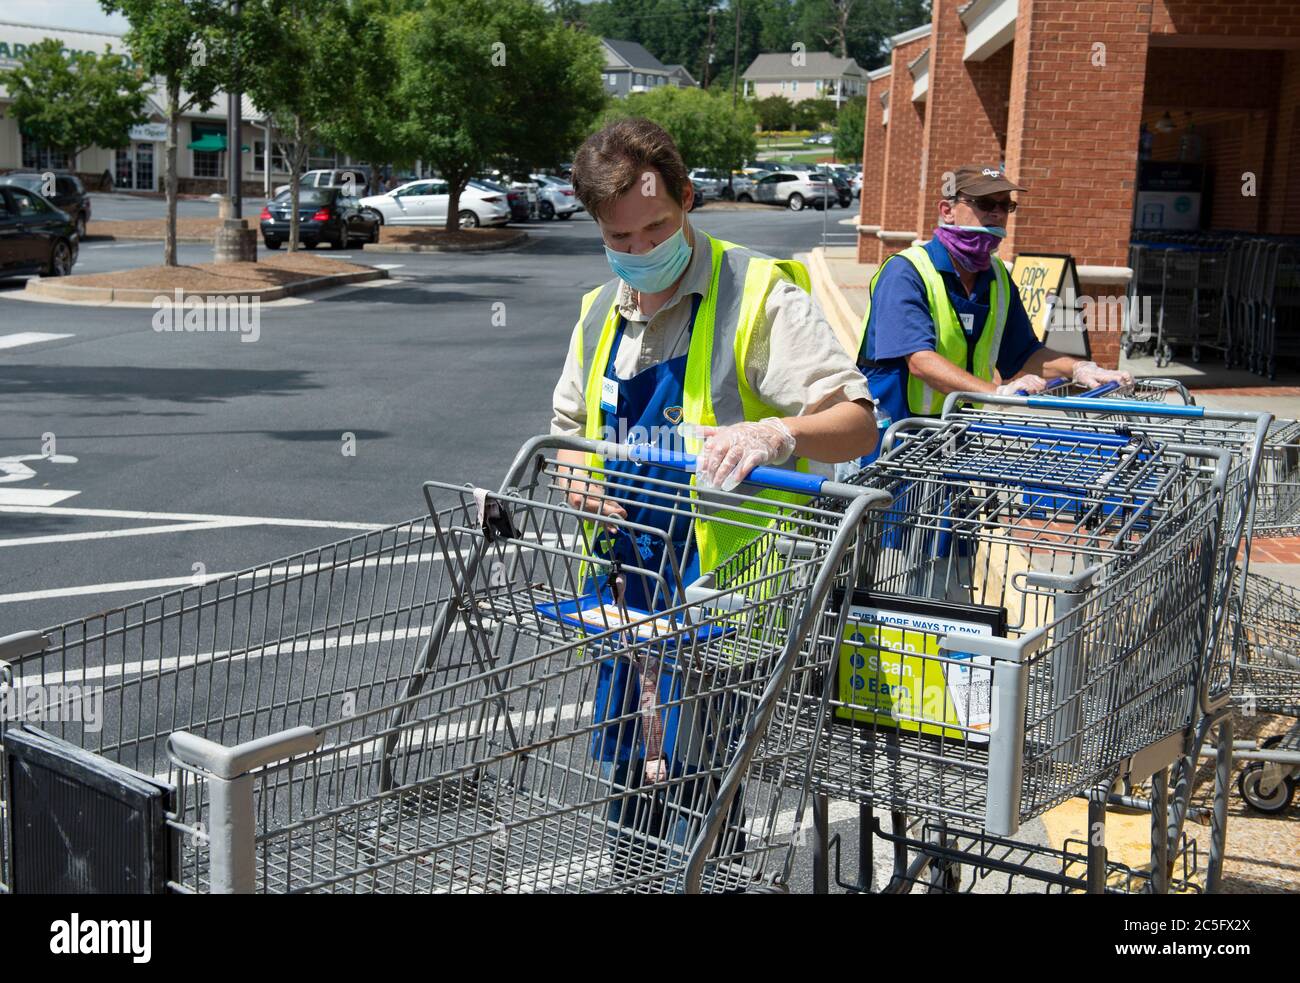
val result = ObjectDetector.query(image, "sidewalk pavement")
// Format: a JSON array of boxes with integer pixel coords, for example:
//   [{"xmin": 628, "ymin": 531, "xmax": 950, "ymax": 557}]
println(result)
[{"xmin": 807, "ymin": 244, "xmax": 1300, "ymax": 893}]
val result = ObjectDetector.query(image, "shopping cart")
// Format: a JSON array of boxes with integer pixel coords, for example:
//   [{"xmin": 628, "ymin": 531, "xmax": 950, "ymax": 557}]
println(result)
[
  {"xmin": 793, "ymin": 407, "xmax": 1237, "ymax": 894},
  {"xmin": 927, "ymin": 391, "xmax": 1275, "ymax": 889},
  {"xmin": 0, "ymin": 435, "xmax": 892, "ymax": 894},
  {"xmin": 1225, "ymin": 570, "xmax": 1300, "ymax": 815}
]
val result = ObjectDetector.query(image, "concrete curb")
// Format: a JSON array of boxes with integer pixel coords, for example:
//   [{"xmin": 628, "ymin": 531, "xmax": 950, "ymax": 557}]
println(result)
[
  {"xmin": 23, "ymin": 266, "xmax": 388, "ymax": 305},
  {"xmin": 805, "ymin": 246, "xmax": 865, "ymax": 358},
  {"xmin": 362, "ymin": 230, "xmax": 529, "ymax": 253}
]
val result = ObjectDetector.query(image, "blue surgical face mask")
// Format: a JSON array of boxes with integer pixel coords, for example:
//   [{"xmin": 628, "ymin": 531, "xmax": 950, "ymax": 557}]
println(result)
[{"xmin": 603, "ymin": 216, "xmax": 692, "ymax": 293}]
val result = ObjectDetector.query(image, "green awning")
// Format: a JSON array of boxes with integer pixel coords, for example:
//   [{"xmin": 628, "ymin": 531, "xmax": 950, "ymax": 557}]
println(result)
[{"xmin": 188, "ymin": 133, "xmax": 227, "ymax": 152}]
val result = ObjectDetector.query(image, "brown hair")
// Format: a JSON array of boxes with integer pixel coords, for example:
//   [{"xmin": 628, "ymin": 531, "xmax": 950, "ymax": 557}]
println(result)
[{"xmin": 571, "ymin": 118, "xmax": 690, "ymax": 222}]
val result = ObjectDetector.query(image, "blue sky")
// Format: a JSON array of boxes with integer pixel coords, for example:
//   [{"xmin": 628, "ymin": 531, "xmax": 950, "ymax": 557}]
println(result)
[{"xmin": 2, "ymin": 1, "xmax": 130, "ymax": 33}]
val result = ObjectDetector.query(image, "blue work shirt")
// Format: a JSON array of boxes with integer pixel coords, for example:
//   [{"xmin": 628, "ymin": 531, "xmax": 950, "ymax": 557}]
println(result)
[{"xmin": 860, "ymin": 238, "xmax": 1043, "ymax": 417}]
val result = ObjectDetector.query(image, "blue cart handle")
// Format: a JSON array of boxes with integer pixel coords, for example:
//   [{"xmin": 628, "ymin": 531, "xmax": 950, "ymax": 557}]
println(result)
[
  {"xmin": 944, "ymin": 391, "xmax": 1205, "ymax": 419},
  {"xmin": 1017, "ymin": 376, "xmax": 1070, "ymax": 396},
  {"xmin": 623, "ymin": 445, "xmax": 826, "ymax": 496}
]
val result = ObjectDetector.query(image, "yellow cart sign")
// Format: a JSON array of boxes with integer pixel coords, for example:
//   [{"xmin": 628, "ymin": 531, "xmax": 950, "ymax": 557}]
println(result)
[{"xmin": 835, "ymin": 601, "xmax": 1000, "ymax": 743}]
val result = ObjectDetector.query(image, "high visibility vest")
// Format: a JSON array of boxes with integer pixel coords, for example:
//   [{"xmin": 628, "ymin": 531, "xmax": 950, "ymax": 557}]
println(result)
[
  {"xmin": 574, "ymin": 231, "xmax": 813, "ymax": 574},
  {"xmin": 857, "ymin": 245, "xmax": 1010, "ymax": 416}
]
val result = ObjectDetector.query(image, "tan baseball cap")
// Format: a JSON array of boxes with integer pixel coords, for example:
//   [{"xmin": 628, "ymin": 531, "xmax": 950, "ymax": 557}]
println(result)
[{"xmin": 951, "ymin": 164, "xmax": 1025, "ymax": 196}]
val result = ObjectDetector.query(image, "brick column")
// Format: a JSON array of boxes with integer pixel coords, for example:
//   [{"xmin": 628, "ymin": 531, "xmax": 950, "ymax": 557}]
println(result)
[
  {"xmin": 1004, "ymin": 0, "xmax": 1151, "ymax": 368},
  {"xmin": 917, "ymin": 0, "xmax": 1014, "ymax": 236},
  {"xmin": 857, "ymin": 72, "xmax": 889, "ymax": 264},
  {"xmin": 876, "ymin": 32, "xmax": 931, "ymax": 263}
]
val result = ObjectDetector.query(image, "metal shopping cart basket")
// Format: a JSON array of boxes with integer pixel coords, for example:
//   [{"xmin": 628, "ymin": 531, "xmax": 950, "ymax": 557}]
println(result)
[
  {"xmin": 928, "ymin": 390, "xmax": 1275, "ymax": 890},
  {"xmin": 794, "ymin": 407, "xmax": 1238, "ymax": 894},
  {"xmin": 0, "ymin": 435, "xmax": 891, "ymax": 894},
  {"xmin": 1225, "ymin": 570, "xmax": 1300, "ymax": 815}
]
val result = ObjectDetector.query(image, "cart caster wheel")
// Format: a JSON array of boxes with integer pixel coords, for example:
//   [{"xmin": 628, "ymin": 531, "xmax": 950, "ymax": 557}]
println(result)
[
  {"xmin": 1238, "ymin": 764, "xmax": 1295, "ymax": 814},
  {"xmin": 1124, "ymin": 344, "xmax": 1134, "ymax": 359},
  {"xmin": 925, "ymin": 858, "xmax": 961, "ymax": 894}
]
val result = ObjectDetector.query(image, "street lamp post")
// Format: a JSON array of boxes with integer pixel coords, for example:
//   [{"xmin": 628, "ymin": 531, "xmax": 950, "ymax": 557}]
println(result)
[{"xmin": 227, "ymin": 0, "xmax": 242, "ymax": 218}]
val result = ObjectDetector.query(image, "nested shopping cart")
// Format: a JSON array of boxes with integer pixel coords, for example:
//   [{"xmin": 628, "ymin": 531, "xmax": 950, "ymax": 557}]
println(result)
[
  {"xmin": 1227, "ymin": 570, "xmax": 1300, "ymax": 815},
  {"xmin": 0, "ymin": 435, "xmax": 891, "ymax": 894},
  {"xmin": 926, "ymin": 390, "xmax": 1275, "ymax": 890},
  {"xmin": 792, "ymin": 405, "xmax": 1241, "ymax": 894}
]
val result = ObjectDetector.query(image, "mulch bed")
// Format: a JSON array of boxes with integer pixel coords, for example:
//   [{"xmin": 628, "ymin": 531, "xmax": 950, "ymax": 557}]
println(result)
[
  {"xmin": 59, "ymin": 253, "xmax": 374, "ymax": 292},
  {"xmin": 86, "ymin": 218, "xmax": 221, "ymax": 240},
  {"xmin": 375, "ymin": 226, "xmax": 521, "ymax": 247}
]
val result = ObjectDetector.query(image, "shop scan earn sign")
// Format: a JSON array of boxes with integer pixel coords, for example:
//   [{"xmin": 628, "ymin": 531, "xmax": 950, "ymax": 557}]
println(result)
[{"xmin": 1009, "ymin": 252, "xmax": 1089, "ymax": 356}]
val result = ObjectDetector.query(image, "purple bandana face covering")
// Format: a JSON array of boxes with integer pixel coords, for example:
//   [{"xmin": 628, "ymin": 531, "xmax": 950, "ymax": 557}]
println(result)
[{"xmin": 933, "ymin": 224, "xmax": 1005, "ymax": 272}]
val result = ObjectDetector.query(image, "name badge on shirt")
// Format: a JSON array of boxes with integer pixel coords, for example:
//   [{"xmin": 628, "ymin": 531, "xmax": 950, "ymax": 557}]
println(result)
[
  {"xmin": 960, "ymin": 312, "xmax": 975, "ymax": 335},
  {"xmin": 600, "ymin": 376, "xmax": 619, "ymax": 413}
]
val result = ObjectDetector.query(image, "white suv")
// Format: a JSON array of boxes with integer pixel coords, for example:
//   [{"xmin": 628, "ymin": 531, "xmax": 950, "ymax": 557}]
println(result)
[
  {"xmin": 529, "ymin": 174, "xmax": 582, "ymax": 220},
  {"xmin": 275, "ymin": 169, "xmax": 370, "ymax": 198}
]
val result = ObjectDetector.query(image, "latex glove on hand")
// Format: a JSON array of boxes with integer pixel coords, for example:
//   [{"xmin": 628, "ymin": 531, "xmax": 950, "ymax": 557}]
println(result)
[
  {"xmin": 681, "ymin": 417, "xmax": 796, "ymax": 492},
  {"xmin": 1072, "ymin": 360, "xmax": 1133, "ymax": 388},
  {"xmin": 995, "ymin": 374, "xmax": 1048, "ymax": 396}
]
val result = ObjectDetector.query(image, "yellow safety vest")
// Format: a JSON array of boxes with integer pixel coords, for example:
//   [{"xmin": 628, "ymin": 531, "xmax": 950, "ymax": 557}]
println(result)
[
  {"xmin": 574, "ymin": 231, "xmax": 813, "ymax": 574},
  {"xmin": 856, "ymin": 245, "xmax": 1011, "ymax": 416}
]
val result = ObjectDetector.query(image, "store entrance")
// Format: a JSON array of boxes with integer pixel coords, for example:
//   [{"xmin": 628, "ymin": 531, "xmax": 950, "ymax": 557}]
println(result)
[{"xmin": 114, "ymin": 143, "xmax": 156, "ymax": 191}]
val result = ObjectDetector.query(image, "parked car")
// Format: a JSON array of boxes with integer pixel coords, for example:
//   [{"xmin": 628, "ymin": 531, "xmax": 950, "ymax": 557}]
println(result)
[
  {"xmin": 728, "ymin": 170, "xmax": 766, "ymax": 202},
  {"xmin": 274, "ymin": 168, "xmax": 370, "ymax": 198},
  {"xmin": 0, "ymin": 171, "xmax": 91, "ymax": 239},
  {"xmin": 751, "ymin": 171, "xmax": 833, "ymax": 211},
  {"xmin": 258, "ymin": 187, "xmax": 380, "ymax": 249},
  {"xmin": 0, "ymin": 183, "xmax": 79, "ymax": 277},
  {"xmin": 814, "ymin": 169, "xmax": 854, "ymax": 208},
  {"xmin": 851, "ymin": 170, "xmax": 863, "ymax": 199},
  {"xmin": 529, "ymin": 173, "xmax": 582, "ymax": 220},
  {"xmin": 359, "ymin": 179, "xmax": 510, "ymax": 228},
  {"xmin": 688, "ymin": 169, "xmax": 726, "ymax": 200},
  {"xmin": 471, "ymin": 178, "xmax": 529, "ymax": 223}
]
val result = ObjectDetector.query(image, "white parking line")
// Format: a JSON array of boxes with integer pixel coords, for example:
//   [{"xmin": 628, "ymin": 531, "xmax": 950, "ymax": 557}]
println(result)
[
  {"xmin": 0, "ymin": 551, "xmax": 443, "ymax": 604},
  {"xmin": 0, "ymin": 518, "xmax": 258, "ymax": 548},
  {"xmin": 0, "ymin": 332, "xmax": 74, "ymax": 350},
  {"xmin": 0, "ymin": 489, "xmax": 80, "ymax": 507},
  {"xmin": 0, "ymin": 503, "xmax": 388, "ymax": 531},
  {"xmin": 371, "ymin": 263, "xmax": 405, "ymax": 270}
]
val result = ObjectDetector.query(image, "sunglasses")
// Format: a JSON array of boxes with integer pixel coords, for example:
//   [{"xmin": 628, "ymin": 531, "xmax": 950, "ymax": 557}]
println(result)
[{"xmin": 953, "ymin": 194, "xmax": 1018, "ymax": 213}]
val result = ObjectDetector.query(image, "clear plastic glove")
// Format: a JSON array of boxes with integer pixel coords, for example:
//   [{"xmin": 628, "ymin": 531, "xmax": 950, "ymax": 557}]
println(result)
[
  {"xmin": 1072, "ymin": 360, "xmax": 1133, "ymax": 388},
  {"xmin": 680, "ymin": 417, "xmax": 796, "ymax": 491},
  {"xmin": 996, "ymin": 374, "xmax": 1048, "ymax": 396}
]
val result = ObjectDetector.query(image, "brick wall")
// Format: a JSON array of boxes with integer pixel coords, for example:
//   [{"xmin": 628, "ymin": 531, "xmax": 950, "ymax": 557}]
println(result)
[
  {"xmin": 876, "ymin": 32, "xmax": 931, "ymax": 263},
  {"xmin": 1265, "ymin": 49, "xmax": 1300, "ymax": 234},
  {"xmin": 1004, "ymin": 0, "xmax": 1153, "ymax": 367},
  {"xmin": 1150, "ymin": 0, "xmax": 1300, "ymax": 40},
  {"xmin": 917, "ymin": 0, "xmax": 1014, "ymax": 235},
  {"xmin": 857, "ymin": 74, "xmax": 889, "ymax": 263}
]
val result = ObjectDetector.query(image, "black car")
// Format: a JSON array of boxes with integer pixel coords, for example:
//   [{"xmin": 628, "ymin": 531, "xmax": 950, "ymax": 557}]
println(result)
[
  {"xmin": 258, "ymin": 188, "xmax": 380, "ymax": 249},
  {"xmin": 471, "ymin": 178, "xmax": 529, "ymax": 223},
  {"xmin": 0, "ymin": 184, "xmax": 79, "ymax": 278},
  {"xmin": 1, "ymin": 171, "xmax": 90, "ymax": 238},
  {"xmin": 814, "ymin": 170, "xmax": 854, "ymax": 208}
]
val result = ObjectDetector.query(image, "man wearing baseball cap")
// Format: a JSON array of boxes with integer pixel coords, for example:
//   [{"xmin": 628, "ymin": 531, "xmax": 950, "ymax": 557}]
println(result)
[{"xmin": 852, "ymin": 164, "xmax": 1130, "ymax": 453}]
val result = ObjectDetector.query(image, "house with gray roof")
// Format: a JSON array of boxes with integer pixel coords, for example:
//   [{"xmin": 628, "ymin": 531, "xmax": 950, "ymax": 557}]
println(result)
[{"xmin": 741, "ymin": 51, "xmax": 865, "ymax": 105}]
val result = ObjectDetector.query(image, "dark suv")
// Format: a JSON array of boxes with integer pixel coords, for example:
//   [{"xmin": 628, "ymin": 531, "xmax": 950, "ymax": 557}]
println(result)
[{"xmin": 0, "ymin": 172, "xmax": 90, "ymax": 238}]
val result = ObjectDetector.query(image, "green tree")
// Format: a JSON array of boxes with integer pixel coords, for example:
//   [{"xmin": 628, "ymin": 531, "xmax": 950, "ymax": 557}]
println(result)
[
  {"xmin": 312, "ymin": 0, "xmax": 416, "ymax": 202},
  {"xmin": 834, "ymin": 94, "xmax": 864, "ymax": 162},
  {"xmin": 601, "ymin": 84, "xmax": 757, "ymax": 176},
  {"xmin": 0, "ymin": 38, "xmax": 149, "ymax": 175},
  {"xmin": 395, "ymin": 0, "xmax": 606, "ymax": 231},
  {"xmin": 100, "ymin": 0, "xmax": 226, "ymax": 265},
  {"xmin": 753, "ymin": 94, "xmax": 794, "ymax": 130},
  {"xmin": 793, "ymin": 96, "xmax": 835, "ymax": 129}
]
